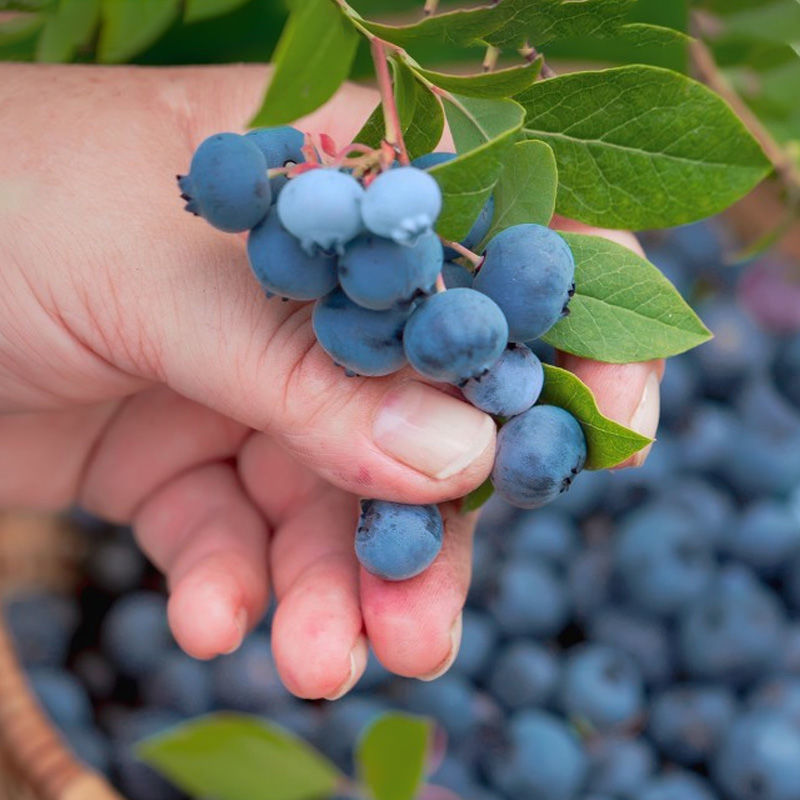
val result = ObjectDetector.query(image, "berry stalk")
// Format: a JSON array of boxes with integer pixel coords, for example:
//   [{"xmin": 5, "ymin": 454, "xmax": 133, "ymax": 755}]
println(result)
[{"xmin": 371, "ymin": 38, "xmax": 410, "ymax": 166}]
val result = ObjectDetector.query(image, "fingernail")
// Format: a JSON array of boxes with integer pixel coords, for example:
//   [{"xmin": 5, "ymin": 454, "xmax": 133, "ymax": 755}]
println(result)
[
  {"xmin": 419, "ymin": 614, "xmax": 463, "ymax": 682},
  {"xmin": 374, "ymin": 382, "xmax": 495, "ymax": 480},
  {"xmin": 325, "ymin": 635, "xmax": 369, "ymax": 701},
  {"xmin": 222, "ymin": 607, "xmax": 248, "ymax": 655},
  {"xmin": 629, "ymin": 371, "xmax": 661, "ymax": 467}
]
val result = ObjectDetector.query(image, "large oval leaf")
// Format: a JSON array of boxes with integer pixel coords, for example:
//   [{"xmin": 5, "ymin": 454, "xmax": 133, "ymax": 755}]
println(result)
[{"xmin": 98, "ymin": 0, "xmax": 179, "ymax": 63}]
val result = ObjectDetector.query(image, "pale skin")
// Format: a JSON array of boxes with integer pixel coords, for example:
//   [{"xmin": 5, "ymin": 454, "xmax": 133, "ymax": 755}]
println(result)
[{"xmin": 0, "ymin": 64, "xmax": 663, "ymax": 699}]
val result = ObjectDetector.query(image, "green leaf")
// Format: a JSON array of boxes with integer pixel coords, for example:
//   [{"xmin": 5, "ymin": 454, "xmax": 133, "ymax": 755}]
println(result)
[
  {"xmin": 462, "ymin": 478, "xmax": 495, "ymax": 513},
  {"xmin": 542, "ymin": 233, "xmax": 713, "ymax": 362},
  {"xmin": 36, "ymin": 0, "xmax": 99, "ymax": 61},
  {"xmin": 354, "ymin": 103, "xmax": 385, "ymax": 151},
  {"xmin": 431, "ymin": 95, "xmax": 525, "ymax": 241},
  {"xmin": 540, "ymin": 365, "xmax": 652, "ymax": 470},
  {"xmin": 98, "ymin": 0, "xmax": 180, "ymax": 63},
  {"xmin": 184, "ymin": 0, "xmax": 251, "ymax": 24},
  {"xmin": 249, "ymin": 0, "xmax": 359, "ymax": 127},
  {"xmin": 517, "ymin": 65, "xmax": 772, "ymax": 229},
  {"xmin": 484, "ymin": 139, "xmax": 558, "ymax": 243},
  {"xmin": 356, "ymin": 713, "xmax": 433, "ymax": 800},
  {"xmin": 138, "ymin": 714, "xmax": 342, "ymax": 800},
  {"xmin": 0, "ymin": 11, "xmax": 44, "ymax": 44},
  {"xmin": 724, "ymin": 0, "xmax": 800, "ymax": 45},
  {"xmin": 414, "ymin": 59, "xmax": 542, "ymax": 99},
  {"xmin": 393, "ymin": 59, "xmax": 445, "ymax": 160},
  {"xmin": 615, "ymin": 22, "xmax": 692, "ymax": 48}
]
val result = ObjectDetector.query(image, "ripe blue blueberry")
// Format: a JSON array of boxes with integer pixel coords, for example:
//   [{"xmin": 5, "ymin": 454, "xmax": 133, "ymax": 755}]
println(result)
[
  {"xmin": 4, "ymin": 591, "xmax": 79, "ymax": 668},
  {"xmin": 442, "ymin": 261, "xmax": 474, "ymax": 288},
  {"xmin": 361, "ymin": 166, "xmax": 442, "ymax": 245},
  {"xmin": 559, "ymin": 644, "xmax": 644, "ymax": 730},
  {"xmin": 247, "ymin": 213, "xmax": 338, "ymax": 301},
  {"xmin": 475, "ymin": 224, "xmax": 575, "ymax": 342},
  {"xmin": 142, "ymin": 652, "xmax": 215, "ymax": 717},
  {"xmin": 412, "ymin": 151, "xmax": 494, "ymax": 256},
  {"xmin": 648, "ymin": 684, "xmax": 737, "ymax": 766},
  {"xmin": 277, "ymin": 168, "xmax": 364, "ymax": 254},
  {"xmin": 403, "ymin": 288, "xmax": 509, "ymax": 384},
  {"xmin": 245, "ymin": 125, "xmax": 305, "ymax": 200},
  {"xmin": 212, "ymin": 632, "xmax": 286, "ymax": 711},
  {"xmin": 486, "ymin": 710, "xmax": 588, "ymax": 800},
  {"xmin": 714, "ymin": 710, "xmax": 800, "ymax": 800},
  {"xmin": 488, "ymin": 641, "xmax": 560, "ymax": 709},
  {"xmin": 178, "ymin": 133, "xmax": 271, "ymax": 232},
  {"xmin": 312, "ymin": 288, "xmax": 409, "ymax": 377},
  {"xmin": 492, "ymin": 405, "xmax": 587, "ymax": 509},
  {"xmin": 452, "ymin": 609, "xmax": 498, "ymax": 680},
  {"xmin": 28, "ymin": 667, "xmax": 93, "ymax": 730},
  {"xmin": 338, "ymin": 231, "xmax": 443, "ymax": 310},
  {"xmin": 462, "ymin": 344, "xmax": 544, "ymax": 417},
  {"xmin": 586, "ymin": 736, "xmax": 656, "ymax": 798},
  {"xmin": 567, "ymin": 542, "xmax": 614, "ymax": 621},
  {"xmin": 355, "ymin": 500, "xmax": 443, "ymax": 581},
  {"xmin": 507, "ymin": 508, "xmax": 578, "ymax": 567},
  {"xmin": 637, "ymin": 771, "xmax": 718, "ymax": 800}
]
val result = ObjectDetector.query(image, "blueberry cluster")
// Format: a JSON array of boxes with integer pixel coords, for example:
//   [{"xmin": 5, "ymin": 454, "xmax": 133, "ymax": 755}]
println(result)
[{"xmin": 179, "ymin": 127, "xmax": 584, "ymax": 582}]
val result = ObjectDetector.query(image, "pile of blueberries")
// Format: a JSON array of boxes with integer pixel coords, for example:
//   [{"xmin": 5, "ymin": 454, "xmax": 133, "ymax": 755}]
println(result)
[
  {"xmin": 5, "ymin": 197, "xmax": 800, "ymax": 800},
  {"xmin": 178, "ymin": 127, "xmax": 583, "ymax": 582}
]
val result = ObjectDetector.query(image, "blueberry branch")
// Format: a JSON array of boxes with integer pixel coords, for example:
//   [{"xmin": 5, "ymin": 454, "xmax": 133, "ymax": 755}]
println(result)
[
  {"xmin": 371, "ymin": 38, "xmax": 410, "ymax": 166},
  {"xmin": 440, "ymin": 238, "xmax": 485, "ymax": 269}
]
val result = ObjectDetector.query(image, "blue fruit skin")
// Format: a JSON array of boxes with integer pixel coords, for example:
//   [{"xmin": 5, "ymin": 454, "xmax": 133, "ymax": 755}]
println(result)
[
  {"xmin": 486, "ymin": 710, "xmax": 588, "ymax": 800},
  {"xmin": 312, "ymin": 288, "xmax": 409, "ymax": 377},
  {"xmin": 247, "ymin": 213, "xmax": 338, "ymax": 301},
  {"xmin": 714, "ymin": 710, "xmax": 800, "ymax": 800},
  {"xmin": 355, "ymin": 501, "xmax": 443, "ymax": 581},
  {"xmin": 462, "ymin": 344, "xmax": 544, "ymax": 417},
  {"xmin": 636, "ymin": 771, "xmax": 719, "ymax": 800},
  {"xmin": 587, "ymin": 737, "xmax": 656, "ymax": 799},
  {"xmin": 4, "ymin": 591, "xmax": 79, "ymax": 668},
  {"xmin": 489, "ymin": 558, "xmax": 569, "ymax": 637},
  {"xmin": 452, "ymin": 609, "xmax": 498, "ymax": 680},
  {"xmin": 317, "ymin": 696, "xmax": 385, "ymax": 770},
  {"xmin": 488, "ymin": 642, "xmax": 560, "ymax": 709},
  {"xmin": 28, "ymin": 668, "xmax": 92, "ymax": 731},
  {"xmin": 142, "ymin": 652, "xmax": 215, "ymax": 717},
  {"xmin": 338, "ymin": 231, "xmax": 443, "ymax": 310},
  {"xmin": 100, "ymin": 592, "xmax": 173, "ymax": 678},
  {"xmin": 508, "ymin": 508, "xmax": 578, "ymax": 567},
  {"xmin": 749, "ymin": 677, "xmax": 800, "ymax": 728},
  {"xmin": 679, "ymin": 566, "xmax": 786, "ymax": 686},
  {"xmin": 361, "ymin": 167, "xmax": 442, "ymax": 245},
  {"xmin": 412, "ymin": 152, "xmax": 494, "ymax": 256},
  {"xmin": 475, "ymin": 224, "xmax": 575, "ymax": 342},
  {"xmin": 277, "ymin": 168, "xmax": 364, "ymax": 254},
  {"xmin": 648, "ymin": 684, "xmax": 737, "ymax": 765},
  {"xmin": 559, "ymin": 644, "xmax": 644, "ymax": 730},
  {"xmin": 67, "ymin": 726, "xmax": 111, "ymax": 775},
  {"xmin": 179, "ymin": 133, "xmax": 271, "ymax": 232},
  {"xmin": 245, "ymin": 126, "xmax": 305, "ymax": 199},
  {"xmin": 404, "ymin": 288, "xmax": 509, "ymax": 384},
  {"xmin": 442, "ymin": 261, "xmax": 474, "ymax": 288},
  {"xmin": 492, "ymin": 405, "xmax": 587, "ymax": 509},
  {"xmin": 614, "ymin": 502, "xmax": 715, "ymax": 617},
  {"xmin": 567, "ymin": 543, "xmax": 614, "ymax": 621},
  {"xmin": 587, "ymin": 607, "xmax": 675, "ymax": 687}
]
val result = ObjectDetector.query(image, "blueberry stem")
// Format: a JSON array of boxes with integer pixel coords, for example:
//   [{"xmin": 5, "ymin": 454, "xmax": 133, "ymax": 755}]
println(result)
[
  {"xmin": 371, "ymin": 38, "xmax": 410, "ymax": 166},
  {"xmin": 435, "ymin": 273, "xmax": 447, "ymax": 293},
  {"xmin": 423, "ymin": 0, "xmax": 439, "ymax": 15},
  {"xmin": 483, "ymin": 45, "xmax": 500, "ymax": 73},
  {"xmin": 440, "ymin": 238, "xmax": 484, "ymax": 268}
]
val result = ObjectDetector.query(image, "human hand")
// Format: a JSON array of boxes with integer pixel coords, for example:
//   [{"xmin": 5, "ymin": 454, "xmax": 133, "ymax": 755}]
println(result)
[{"xmin": 0, "ymin": 64, "xmax": 661, "ymax": 698}]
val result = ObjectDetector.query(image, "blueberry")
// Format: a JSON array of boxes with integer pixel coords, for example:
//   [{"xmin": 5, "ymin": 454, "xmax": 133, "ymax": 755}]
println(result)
[
  {"xmin": 648, "ymin": 684, "xmax": 737, "ymax": 765},
  {"xmin": 317, "ymin": 696, "xmax": 385, "ymax": 770},
  {"xmin": 587, "ymin": 736, "xmax": 656, "ymax": 798},
  {"xmin": 355, "ymin": 500, "xmax": 443, "ymax": 581},
  {"xmin": 178, "ymin": 133, "xmax": 271, "ymax": 232},
  {"xmin": 354, "ymin": 648, "xmax": 392, "ymax": 692},
  {"xmin": 657, "ymin": 476, "xmax": 734, "ymax": 548},
  {"xmin": 567, "ymin": 542, "xmax": 614, "ymax": 621},
  {"xmin": 277, "ymin": 168, "xmax": 364, "ymax": 253},
  {"xmin": 635, "ymin": 771, "xmax": 719, "ymax": 800},
  {"xmin": 507, "ymin": 507, "xmax": 578, "ymax": 567},
  {"xmin": 361, "ymin": 166, "xmax": 442, "ymax": 245},
  {"xmin": 678, "ymin": 566, "xmax": 786, "ymax": 686},
  {"xmin": 412, "ymin": 151, "xmax": 494, "ymax": 256},
  {"xmin": 488, "ymin": 641, "xmax": 560, "ymax": 709},
  {"xmin": 587, "ymin": 606, "xmax": 675, "ymax": 687},
  {"xmin": 475, "ymin": 224, "xmax": 575, "ymax": 342},
  {"xmin": 714, "ymin": 710, "xmax": 800, "ymax": 800},
  {"xmin": 442, "ymin": 260, "xmax": 475, "ymax": 288},
  {"xmin": 485, "ymin": 709, "xmax": 588, "ymax": 800},
  {"xmin": 488, "ymin": 558, "xmax": 569, "ymax": 637},
  {"xmin": 338, "ymin": 231, "xmax": 443, "ymax": 310},
  {"xmin": 85, "ymin": 528, "xmax": 147, "ymax": 595},
  {"xmin": 492, "ymin": 405, "xmax": 587, "ymax": 509},
  {"xmin": 67, "ymin": 726, "xmax": 111, "ymax": 775},
  {"xmin": 774, "ymin": 332, "xmax": 800, "ymax": 410},
  {"xmin": 403, "ymin": 288, "xmax": 509, "ymax": 384},
  {"xmin": 669, "ymin": 219, "xmax": 727, "ymax": 266},
  {"xmin": 559, "ymin": 644, "xmax": 644, "ymax": 730},
  {"xmin": 27, "ymin": 668, "xmax": 92, "ymax": 730},
  {"xmin": 451, "ymin": 609, "xmax": 498, "ymax": 681},
  {"xmin": 312, "ymin": 288, "xmax": 409, "ymax": 377},
  {"xmin": 614, "ymin": 502, "xmax": 715, "ymax": 617},
  {"xmin": 462, "ymin": 344, "xmax": 544, "ymax": 417},
  {"xmin": 659, "ymin": 356, "xmax": 698, "ymax": 424},
  {"xmin": 142, "ymin": 652, "xmax": 214, "ymax": 717},
  {"xmin": 245, "ymin": 125, "xmax": 305, "ymax": 200},
  {"xmin": 748, "ymin": 677, "xmax": 800, "ymax": 729},
  {"xmin": 3, "ymin": 591, "xmax": 79, "ymax": 668},
  {"xmin": 100, "ymin": 592, "xmax": 173, "ymax": 678},
  {"xmin": 247, "ymin": 213, "xmax": 338, "ymax": 301}
]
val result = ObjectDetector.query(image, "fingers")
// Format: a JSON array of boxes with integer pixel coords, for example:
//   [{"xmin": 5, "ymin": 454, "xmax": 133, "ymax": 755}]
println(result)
[
  {"xmin": 239, "ymin": 434, "xmax": 366, "ymax": 700},
  {"xmin": 558, "ymin": 354, "xmax": 664, "ymax": 468},
  {"xmin": 133, "ymin": 461, "xmax": 270, "ymax": 660},
  {"xmin": 360, "ymin": 504, "xmax": 476, "ymax": 680}
]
